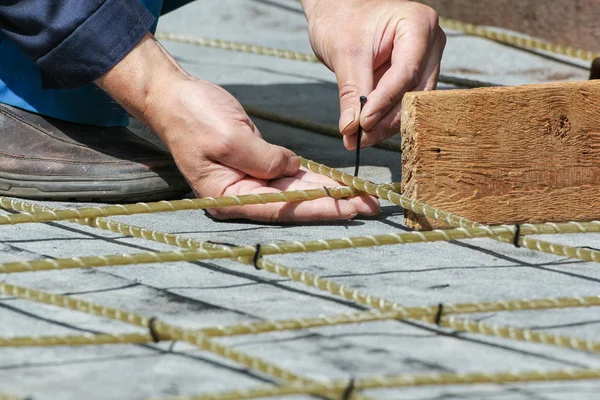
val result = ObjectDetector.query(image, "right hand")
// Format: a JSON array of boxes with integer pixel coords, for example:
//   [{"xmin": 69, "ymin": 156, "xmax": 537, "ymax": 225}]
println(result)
[
  {"xmin": 304, "ymin": 0, "xmax": 445, "ymax": 149},
  {"xmin": 147, "ymin": 78, "xmax": 380, "ymax": 222}
]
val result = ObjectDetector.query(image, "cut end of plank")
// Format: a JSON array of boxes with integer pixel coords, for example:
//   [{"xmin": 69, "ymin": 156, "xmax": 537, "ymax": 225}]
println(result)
[{"xmin": 401, "ymin": 80, "xmax": 600, "ymax": 230}]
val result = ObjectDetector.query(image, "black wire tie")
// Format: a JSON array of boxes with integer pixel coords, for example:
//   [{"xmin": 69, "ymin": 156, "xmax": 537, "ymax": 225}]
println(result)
[
  {"xmin": 148, "ymin": 317, "xmax": 160, "ymax": 343},
  {"xmin": 434, "ymin": 303, "xmax": 444, "ymax": 326},
  {"xmin": 513, "ymin": 224, "xmax": 521, "ymax": 248},
  {"xmin": 580, "ymin": 246, "xmax": 600, "ymax": 251},
  {"xmin": 354, "ymin": 96, "xmax": 367, "ymax": 177},
  {"xmin": 252, "ymin": 244, "xmax": 262, "ymax": 270},
  {"xmin": 206, "ymin": 240, "xmax": 238, "ymax": 247},
  {"xmin": 341, "ymin": 377, "xmax": 355, "ymax": 400}
]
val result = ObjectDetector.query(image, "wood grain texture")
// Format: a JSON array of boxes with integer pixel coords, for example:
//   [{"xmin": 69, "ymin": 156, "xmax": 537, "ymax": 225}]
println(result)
[
  {"xmin": 401, "ymin": 80, "xmax": 600, "ymax": 229},
  {"xmin": 417, "ymin": 0, "xmax": 600, "ymax": 53}
]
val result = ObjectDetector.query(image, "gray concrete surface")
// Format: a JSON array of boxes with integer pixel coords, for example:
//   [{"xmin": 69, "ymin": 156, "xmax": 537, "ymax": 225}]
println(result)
[{"xmin": 0, "ymin": 1, "xmax": 598, "ymax": 399}]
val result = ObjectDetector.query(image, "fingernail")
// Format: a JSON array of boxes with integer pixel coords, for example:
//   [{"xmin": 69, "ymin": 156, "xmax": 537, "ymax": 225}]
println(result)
[{"xmin": 340, "ymin": 108, "xmax": 356, "ymax": 133}]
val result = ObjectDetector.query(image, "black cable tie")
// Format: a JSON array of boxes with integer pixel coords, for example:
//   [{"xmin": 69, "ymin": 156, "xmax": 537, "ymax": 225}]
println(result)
[
  {"xmin": 434, "ymin": 303, "xmax": 444, "ymax": 326},
  {"xmin": 206, "ymin": 240, "xmax": 238, "ymax": 247},
  {"xmin": 148, "ymin": 317, "xmax": 160, "ymax": 343},
  {"xmin": 341, "ymin": 378, "xmax": 355, "ymax": 400},
  {"xmin": 513, "ymin": 224, "xmax": 521, "ymax": 248},
  {"xmin": 207, "ymin": 241, "xmax": 263, "ymax": 271},
  {"xmin": 590, "ymin": 57, "xmax": 600, "ymax": 80},
  {"xmin": 354, "ymin": 96, "xmax": 367, "ymax": 177},
  {"xmin": 322, "ymin": 186, "xmax": 333, "ymax": 198},
  {"xmin": 252, "ymin": 244, "xmax": 262, "ymax": 270}
]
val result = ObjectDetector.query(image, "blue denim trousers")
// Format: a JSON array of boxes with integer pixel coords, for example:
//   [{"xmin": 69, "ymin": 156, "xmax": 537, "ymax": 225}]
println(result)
[{"xmin": 0, "ymin": 0, "xmax": 191, "ymax": 127}]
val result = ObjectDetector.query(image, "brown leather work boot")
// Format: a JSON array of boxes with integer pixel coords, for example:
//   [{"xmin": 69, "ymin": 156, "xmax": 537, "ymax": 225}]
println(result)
[{"xmin": 0, "ymin": 104, "xmax": 190, "ymax": 202}]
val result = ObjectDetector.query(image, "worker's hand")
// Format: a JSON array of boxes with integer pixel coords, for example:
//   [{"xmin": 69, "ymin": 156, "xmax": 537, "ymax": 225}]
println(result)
[
  {"xmin": 96, "ymin": 34, "xmax": 379, "ymax": 223},
  {"xmin": 147, "ymin": 79, "xmax": 380, "ymax": 222},
  {"xmin": 302, "ymin": 0, "xmax": 446, "ymax": 149}
]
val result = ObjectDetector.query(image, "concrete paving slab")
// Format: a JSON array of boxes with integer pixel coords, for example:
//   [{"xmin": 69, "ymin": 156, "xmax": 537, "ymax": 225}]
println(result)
[{"xmin": 1, "ymin": 1, "xmax": 599, "ymax": 399}]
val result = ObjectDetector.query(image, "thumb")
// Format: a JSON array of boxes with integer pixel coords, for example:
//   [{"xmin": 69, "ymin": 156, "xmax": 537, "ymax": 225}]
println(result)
[
  {"xmin": 334, "ymin": 55, "xmax": 374, "ymax": 141},
  {"xmin": 213, "ymin": 128, "xmax": 300, "ymax": 180}
]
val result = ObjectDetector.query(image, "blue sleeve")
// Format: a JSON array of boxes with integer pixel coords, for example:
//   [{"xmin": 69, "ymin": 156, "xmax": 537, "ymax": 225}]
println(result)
[{"xmin": 0, "ymin": 0, "xmax": 156, "ymax": 89}]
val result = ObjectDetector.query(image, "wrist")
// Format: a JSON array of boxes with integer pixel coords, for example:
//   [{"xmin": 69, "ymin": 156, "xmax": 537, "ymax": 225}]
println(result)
[{"xmin": 94, "ymin": 33, "xmax": 192, "ymax": 138}]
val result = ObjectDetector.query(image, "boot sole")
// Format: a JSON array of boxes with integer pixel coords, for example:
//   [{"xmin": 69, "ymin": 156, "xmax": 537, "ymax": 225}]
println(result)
[{"xmin": 0, "ymin": 172, "xmax": 191, "ymax": 203}]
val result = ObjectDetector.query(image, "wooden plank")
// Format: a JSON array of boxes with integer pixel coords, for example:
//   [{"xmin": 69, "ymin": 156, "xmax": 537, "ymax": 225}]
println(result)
[
  {"xmin": 417, "ymin": 0, "xmax": 600, "ymax": 54},
  {"xmin": 401, "ymin": 80, "xmax": 600, "ymax": 229}
]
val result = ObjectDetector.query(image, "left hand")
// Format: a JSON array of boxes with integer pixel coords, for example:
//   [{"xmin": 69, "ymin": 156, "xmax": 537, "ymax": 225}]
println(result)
[
  {"xmin": 96, "ymin": 34, "xmax": 381, "ymax": 223},
  {"xmin": 303, "ymin": 0, "xmax": 446, "ymax": 149}
]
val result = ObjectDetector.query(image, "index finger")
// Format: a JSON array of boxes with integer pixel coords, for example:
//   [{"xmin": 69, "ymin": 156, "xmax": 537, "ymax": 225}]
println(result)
[
  {"xmin": 361, "ymin": 19, "xmax": 437, "ymax": 131},
  {"xmin": 209, "ymin": 181, "xmax": 359, "ymax": 223}
]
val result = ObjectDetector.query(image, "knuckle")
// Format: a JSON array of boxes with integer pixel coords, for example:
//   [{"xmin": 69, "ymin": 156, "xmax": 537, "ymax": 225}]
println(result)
[
  {"xmin": 404, "ymin": 64, "xmax": 422, "ymax": 89},
  {"xmin": 380, "ymin": 92, "xmax": 396, "ymax": 113},
  {"xmin": 264, "ymin": 151, "xmax": 287, "ymax": 176},
  {"xmin": 338, "ymin": 82, "xmax": 361, "ymax": 103},
  {"xmin": 417, "ymin": 4, "xmax": 440, "ymax": 31},
  {"xmin": 405, "ymin": 4, "xmax": 440, "ymax": 39},
  {"xmin": 270, "ymin": 208, "xmax": 284, "ymax": 223}
]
